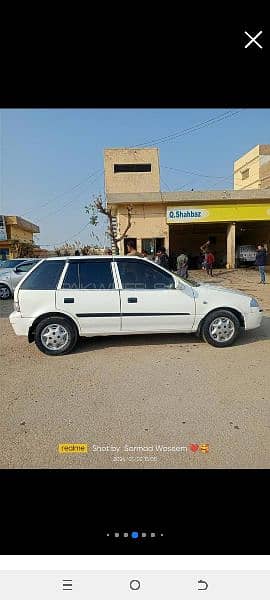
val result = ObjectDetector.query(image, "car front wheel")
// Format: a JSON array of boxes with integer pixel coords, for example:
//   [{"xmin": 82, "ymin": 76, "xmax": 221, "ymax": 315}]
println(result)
[
  {"xmin": 0, "ymin": 284, "xmax": 12, "ymax": 300},
  {"xmin": 34, "ymin": 316, "xmax": 78, "ymax": 356},
  {"xmin": 201, "ymin": 309, "xmax": 240, "ymax": 347}
]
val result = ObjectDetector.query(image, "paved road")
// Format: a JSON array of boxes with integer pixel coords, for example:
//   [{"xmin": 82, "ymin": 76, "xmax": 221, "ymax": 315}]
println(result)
[{"xmin": 1, "ymin": 295, "xmax": 270, "ymax": 469}]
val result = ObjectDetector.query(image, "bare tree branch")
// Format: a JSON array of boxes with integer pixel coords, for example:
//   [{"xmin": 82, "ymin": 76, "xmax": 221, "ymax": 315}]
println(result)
[
  {"xmin": 85, "ymin": 195, "xmax": 133, "ymax": 254},
  {"xmin": 115, "ymin": 205, "xmax": 132, "ymax": 242}
]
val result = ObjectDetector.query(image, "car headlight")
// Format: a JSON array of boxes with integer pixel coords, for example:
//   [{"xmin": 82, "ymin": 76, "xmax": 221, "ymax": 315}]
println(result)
[{"xmin": 250, "ymin": 297, "xmax": 259, "ymax": 308}]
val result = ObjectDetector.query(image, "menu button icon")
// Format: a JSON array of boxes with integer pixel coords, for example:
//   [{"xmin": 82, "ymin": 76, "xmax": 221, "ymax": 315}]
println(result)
[{"xmin": 62, "ymin": 579, "xmax": 73, "ymax": 591}]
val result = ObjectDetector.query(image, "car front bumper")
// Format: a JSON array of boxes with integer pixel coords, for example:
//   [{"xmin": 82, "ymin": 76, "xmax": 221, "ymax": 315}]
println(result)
[
  {"xmin": 244, "ymin": 308, "xmax": 263, "ymax": 330},
  {"xmin": 9, "ymin": 311, "xmax": 33, "ymax": 336}
]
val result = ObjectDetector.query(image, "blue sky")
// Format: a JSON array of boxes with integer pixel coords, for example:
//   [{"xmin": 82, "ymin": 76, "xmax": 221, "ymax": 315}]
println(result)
[{"xmin": 1, "ymin": 109, "xmax": 270, "ymax": 248}]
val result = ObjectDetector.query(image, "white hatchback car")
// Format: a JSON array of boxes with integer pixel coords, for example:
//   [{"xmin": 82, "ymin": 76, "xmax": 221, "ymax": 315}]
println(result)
[{"xmin": 9, "ymin": 256, "xmax": 263, "ymax": 355}]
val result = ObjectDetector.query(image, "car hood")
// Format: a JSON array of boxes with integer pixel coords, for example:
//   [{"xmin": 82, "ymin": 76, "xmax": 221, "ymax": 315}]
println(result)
[
  {"xmin": 0, "ymin": 270, "xmax": 11, "ymax": 277},
  {"xmin": 196, "ymin": 283, "xmax": 252, "ymax": 299}
]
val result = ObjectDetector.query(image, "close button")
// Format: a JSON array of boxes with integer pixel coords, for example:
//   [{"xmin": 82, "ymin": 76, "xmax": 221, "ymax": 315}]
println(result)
[{"xmin": 244, "ymin": 30, "xmax": 263, "ymax": 49}]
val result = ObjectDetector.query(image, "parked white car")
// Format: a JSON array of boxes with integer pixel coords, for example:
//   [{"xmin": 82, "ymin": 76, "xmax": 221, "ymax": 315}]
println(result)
[
  {"xmin": 0, "ymin": 260, "xmax": 40, "ymax": 299},
  {"xmin": 9, "ymin": 256, "xmax": 263, "ymax": 355}
]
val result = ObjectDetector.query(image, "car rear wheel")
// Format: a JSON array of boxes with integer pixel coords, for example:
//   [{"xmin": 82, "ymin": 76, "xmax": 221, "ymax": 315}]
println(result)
[
  {"xmin": 201, "ymin": 309, "xmax": 240, "ymax": 347},
  {"xmin": 0, "ymin": 284, "xmax": 12, "ymax": 300},
  {"xmin": 34, "ymin": 316, "xmax": 78, "ymax": 355}
]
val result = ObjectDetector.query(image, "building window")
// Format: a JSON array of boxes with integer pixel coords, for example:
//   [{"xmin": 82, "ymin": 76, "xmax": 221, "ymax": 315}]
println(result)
[
  {"xmin": 142, "ymin": 238, "xmax": 165, "ymax": 257},
  {"xmin": 114, "ymin": 164, "xmax": 151, "ymax": 173},
  {"xmin": 241, "ymin": 169, "xmax": 249, "ymax": 180}
]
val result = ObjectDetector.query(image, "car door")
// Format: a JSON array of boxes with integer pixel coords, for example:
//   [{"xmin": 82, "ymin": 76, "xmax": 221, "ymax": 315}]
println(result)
[
  {"xmin": 55, "ymin": 259, "xmax": 121, "ymax": 335},
  {"xmin": 115, "ymin": 258, "xmax": 195, "ymax": 332}
]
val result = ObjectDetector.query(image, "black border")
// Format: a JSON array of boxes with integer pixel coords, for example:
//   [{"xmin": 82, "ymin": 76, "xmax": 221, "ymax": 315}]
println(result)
[
  {"xmin": 2, "ymin": 16, "xmax": 269, "ymax": 107},
  {"xmin": 0, "ymin": 469, "xmax": 269, "ymax": 554}
]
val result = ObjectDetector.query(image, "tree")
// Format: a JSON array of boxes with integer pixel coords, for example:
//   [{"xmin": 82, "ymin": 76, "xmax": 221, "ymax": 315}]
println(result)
[
  {"xmin": 54, "ymin": 241, "xmax": 103, "ymax": 256},
  {"xmin": 85, "ymin": 194, "xmax": 133, "ymax": 254},
  {"xmin": 10, "ymin": 240, "xmax": 35, "ymax": 258}
]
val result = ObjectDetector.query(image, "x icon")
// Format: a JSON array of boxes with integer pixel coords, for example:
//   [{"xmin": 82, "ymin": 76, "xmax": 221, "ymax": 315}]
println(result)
[{"xmin": 244, "ymin": 30, "xmax": 263, "ymax": 49}]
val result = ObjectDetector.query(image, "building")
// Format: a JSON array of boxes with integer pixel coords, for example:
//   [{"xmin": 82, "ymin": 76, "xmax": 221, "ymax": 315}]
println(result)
[
  {"xmin": 105, "ymin": 146, "xmax": 270, "ymax": 268},
  {"xmin": 0, "ymin": 215, "xmax": 40, "ymax": 259},
  {"xmin": 234, "ymin": 145, "xmax": 270, "ymax": 190}
]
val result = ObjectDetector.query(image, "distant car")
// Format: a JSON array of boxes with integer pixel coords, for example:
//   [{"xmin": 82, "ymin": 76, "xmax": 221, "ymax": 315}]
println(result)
[
  {"xmin": 0, "ymin": 258, "xmax": 34, "ymax": 273},
  {"xmin": 0, "ymin": 260, "xmax": 40, "ymax": 299},
  {"xmin": 236, "ymin": 245, "xmax": 257, "ymax": 267},
  {"xmin": 9, "ymin": 256, "xmax": 263, "ymax": 355}
]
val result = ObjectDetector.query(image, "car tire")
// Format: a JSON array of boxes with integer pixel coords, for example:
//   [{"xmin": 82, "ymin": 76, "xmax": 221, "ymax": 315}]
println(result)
[
  {"xmin": 34, "ymin": 316, "xmax": 78, "ymax": 356},
  {"xmin": 201, "ymin": 309, "xmax": 240, "ymax": 347},
  {"xmin": 0, "ymin": 284, "xmax": 12, "ymax": 300}
]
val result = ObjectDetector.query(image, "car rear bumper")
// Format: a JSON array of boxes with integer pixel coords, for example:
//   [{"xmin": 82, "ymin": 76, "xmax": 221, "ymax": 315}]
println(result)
[
  {"xmin": 9, "ymin": 311, "xmax": 33, "ymax": 336},
  {"xmin": 244, "ymin": 309, "xmax": 263, "ymax": 330}
]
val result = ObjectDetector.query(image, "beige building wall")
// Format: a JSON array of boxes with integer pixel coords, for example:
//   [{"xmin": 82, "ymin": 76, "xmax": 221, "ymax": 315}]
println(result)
[
  {"xmin": 234, "ymin": 144, "xmax": 270, "ymax": 190},
  {"xmin": 260, "ymin": 152, "xmax": 270, "ymax": 189},
  {"xmin": 6, "ymin": 224, "xmax": 34, "ymax": 243},
  {"xmin": 104, "ymin": 148, "xmax": 160, "ymax": 194},
  {"xmin": 117, "ymin": 203, "xmax": 169, "ymax": 254}
]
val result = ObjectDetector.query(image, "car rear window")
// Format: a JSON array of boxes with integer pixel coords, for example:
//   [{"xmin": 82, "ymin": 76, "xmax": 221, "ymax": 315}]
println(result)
[{"xmin": 20, "ymin": 260, "xmax": 65, "ymax": 290}]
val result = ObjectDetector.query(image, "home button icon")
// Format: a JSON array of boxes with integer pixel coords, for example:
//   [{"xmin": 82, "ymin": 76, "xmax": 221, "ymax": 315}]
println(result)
[{"xmin": 130, "ymin": 579, "xmax": 141, "ymax": 591}]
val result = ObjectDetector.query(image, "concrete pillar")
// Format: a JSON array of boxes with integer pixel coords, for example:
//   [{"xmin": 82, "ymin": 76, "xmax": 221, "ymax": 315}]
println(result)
[
  {"xmin": 226, "ymin": 222, "xmax": 236, "ymax": 269},
  {"xmin": 136, "ymin": 238, "xmax": 142, "ymax": 253},
  {"xmin": 118, "ymin": 239, "xmax": 124, "ymax": 255}
]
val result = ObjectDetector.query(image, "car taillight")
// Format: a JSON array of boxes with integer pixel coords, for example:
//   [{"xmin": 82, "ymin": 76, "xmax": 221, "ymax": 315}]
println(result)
[{"xmin": 14, "ymin": 299, "xmax": 20, "ymax": 312}]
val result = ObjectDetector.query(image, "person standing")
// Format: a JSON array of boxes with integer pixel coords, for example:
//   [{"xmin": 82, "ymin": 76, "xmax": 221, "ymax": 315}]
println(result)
[
  {"xmin": 126, "ymin": 240, "xmax": 141, "ymax": 256},
  {"xmin": 177, "ymin": 251, "xmax": 188, "ymax": 278},
  {"xmin": 141, "ymin": 249, "xmax": 151, "ymax": 260},
  {"xmin": 155, "ymin": 246, "xmax": 170, "ymax": 269},
  {"xmin": 256, "ymin": 244, "xmax": 267, "ymax": 284},
  {"xmin": 200, "ymin": 240, "xmax": 211, "ymax": 269},
  {"xmin": 205, "ymin": 251, "xmax": 215, "ymax": 276}
]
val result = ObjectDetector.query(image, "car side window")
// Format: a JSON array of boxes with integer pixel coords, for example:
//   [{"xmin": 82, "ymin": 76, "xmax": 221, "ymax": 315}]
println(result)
[
  {"xmin": 117, "ymin": 259, "xmax": 175, "ymax": 289},
  {"xmin": 62, "ymin": 263, "xmax": 80, "ymax": 289},
  {"xmin": 16, "ymin": 262, "xmax": 36, "ymax": 273},
  {"xmin": 20, "ymin": 260, "xmax": 65, "ymax": 290},
  {"xmin": 62, "ymin": 260, "xmax": 115, "ymax": 290}
]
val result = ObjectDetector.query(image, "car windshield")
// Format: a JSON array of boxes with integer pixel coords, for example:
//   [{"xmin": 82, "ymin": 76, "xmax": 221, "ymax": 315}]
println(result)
[
  {"xmin": 0, "ymin": 259, "xmax": 26, "ymax": 268},
  {"xmin": 172, "ymin": 271, "xmax": 201, "ymax": 287}
]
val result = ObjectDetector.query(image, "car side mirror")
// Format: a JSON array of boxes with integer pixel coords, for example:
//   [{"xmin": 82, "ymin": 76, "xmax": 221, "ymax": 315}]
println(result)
[{"xmin": 175, "ymin": 279, "xmax": 185, "ymax": 290}]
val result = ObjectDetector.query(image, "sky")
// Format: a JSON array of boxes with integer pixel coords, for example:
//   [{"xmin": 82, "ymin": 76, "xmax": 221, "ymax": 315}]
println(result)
[{"xmin": 1, "ymin": 108, "xmax": 270, "ymax": 249}]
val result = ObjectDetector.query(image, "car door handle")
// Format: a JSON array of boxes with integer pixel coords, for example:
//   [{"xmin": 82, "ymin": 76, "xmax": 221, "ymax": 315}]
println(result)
[
  {"xmin": 128, "ymin": 297, "xmax": 138, "ymax": 303},
  {"xmin": 64, "ymin": 298, "xmax": 74, "ymax": 303}
]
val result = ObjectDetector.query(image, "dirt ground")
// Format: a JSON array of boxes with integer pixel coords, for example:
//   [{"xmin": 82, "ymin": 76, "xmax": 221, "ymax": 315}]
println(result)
[{"xmin": 0, "ymin": 268, "xmax": 269, "ymax": 469}]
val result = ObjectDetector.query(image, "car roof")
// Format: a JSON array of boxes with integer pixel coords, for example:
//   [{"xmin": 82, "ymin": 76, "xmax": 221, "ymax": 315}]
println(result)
[{"xmin": 44, "ymin": 255, "xmax": 145, "ymax": 260}]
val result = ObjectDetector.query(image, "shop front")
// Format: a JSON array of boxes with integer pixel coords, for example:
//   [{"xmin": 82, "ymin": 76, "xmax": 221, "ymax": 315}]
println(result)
[{"xmin": 167, "ymin": 202, "xmax": 270, "ymax": 269}]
